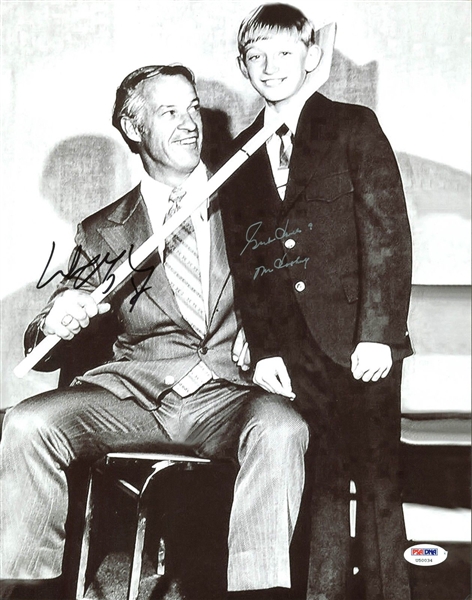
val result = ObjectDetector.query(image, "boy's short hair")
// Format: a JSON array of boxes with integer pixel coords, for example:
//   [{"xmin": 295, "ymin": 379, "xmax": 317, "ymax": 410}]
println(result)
[{"xmin": 238, "ymin": 3, "xmax": 316, "ymax": 57}]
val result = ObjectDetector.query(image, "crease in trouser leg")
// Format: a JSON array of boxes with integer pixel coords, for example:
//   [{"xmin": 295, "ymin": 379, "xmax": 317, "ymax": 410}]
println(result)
[
  {"xmin": 1, "ymin": 411, "xmax": 72, "ymax": 580},
  {"xmin": 227, "ymin": 399, "xmax": 309, "ymax": 591}
]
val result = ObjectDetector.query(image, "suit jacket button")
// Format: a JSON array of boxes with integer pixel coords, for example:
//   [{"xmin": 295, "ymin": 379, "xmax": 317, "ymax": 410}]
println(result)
[
  {"xmin": 200, "ymin": 346, "xmax": 208, "ymax": 355},
  {"xmin": 294, "ymin": 281, "xmax": 306, "ymax": 292},
  {"xmin": 284, "ymin": 239, "xmax": 296, "ymax": 249},
  {"xmin": 164, "ymin": 375, "xmax": 175, "ymax": 386}
]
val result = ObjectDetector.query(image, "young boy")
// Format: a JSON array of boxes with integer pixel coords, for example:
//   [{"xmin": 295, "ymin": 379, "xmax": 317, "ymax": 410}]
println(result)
[{"xmin": 221, "ymin": 4, "xmax": 413, "ymax": 600}]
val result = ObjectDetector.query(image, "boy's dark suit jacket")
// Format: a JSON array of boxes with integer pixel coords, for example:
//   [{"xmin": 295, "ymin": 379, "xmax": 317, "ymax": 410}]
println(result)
[
  {"xmin": 221, "ymin": 92, "xmax": 413, "ymax": 600},
  {"xmin": 221, "ymin": 91, "xmax": 412, "ymax": 368}
]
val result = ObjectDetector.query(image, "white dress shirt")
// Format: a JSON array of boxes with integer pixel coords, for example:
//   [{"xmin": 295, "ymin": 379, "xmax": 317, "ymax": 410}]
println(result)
[{"xmin": 264, "ymin": 102, "xmax": 304, "ymax": 199}]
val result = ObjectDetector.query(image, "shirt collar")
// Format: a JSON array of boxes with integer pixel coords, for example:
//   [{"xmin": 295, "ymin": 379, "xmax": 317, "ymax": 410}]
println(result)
[
  {"xmin": 140, "ymin": 161, "xmax": 209, "ymax": 219},
  {"xmin": 181, "ymin": 161, "xmax": 208, "ymax": 197},
  {"xmin": 264, "ymin": 100, "xmax": 305, "ymax": 136},
  {"xmin": 140, "ymin": 169, "xmax": 173, "ymax": 205}
]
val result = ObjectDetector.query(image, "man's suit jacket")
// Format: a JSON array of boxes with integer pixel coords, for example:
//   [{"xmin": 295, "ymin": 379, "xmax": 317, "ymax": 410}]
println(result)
[
  {"xmin": 25, "ymin": 185, "xmax": 251, "ymax": 410},
  {"xmin": 221, "ymin": 92, "xmax": 413, "ymax": 368}
]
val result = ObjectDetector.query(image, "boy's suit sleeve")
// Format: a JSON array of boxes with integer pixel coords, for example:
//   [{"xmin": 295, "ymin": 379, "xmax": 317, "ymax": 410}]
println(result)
[{"xmin": 348, "ymin": 107, "xmax": 412, "ymax": 348}]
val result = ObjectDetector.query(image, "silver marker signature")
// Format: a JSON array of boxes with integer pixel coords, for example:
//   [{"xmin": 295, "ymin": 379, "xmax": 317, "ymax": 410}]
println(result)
[
  {"xmin": 254, "ymin": 254, "xmax": 310, "ymax": 280},
  {"xmin": 241, "ymin": 220, "xmax": 302, "ymax": 255}
]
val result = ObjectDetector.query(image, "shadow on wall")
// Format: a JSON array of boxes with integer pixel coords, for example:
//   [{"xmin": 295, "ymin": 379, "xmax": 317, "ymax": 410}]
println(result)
[
  {"xmin": 40, "ymin": 135, "xmax": 135, "ymax": 224},
  {"xmin": 197, "ymin": 78, "xmax": 263, "ymax": 140},
  {"xmin": 320, "ymin": 48, "xmax": 379, "ymax": 110},
  {"xmin": 200, "ymin": 105, "xmax": 234, "ymax": 171},
  {"xmin": 1, "ymin": 135, "xmax": 133, "ymax": 408}
]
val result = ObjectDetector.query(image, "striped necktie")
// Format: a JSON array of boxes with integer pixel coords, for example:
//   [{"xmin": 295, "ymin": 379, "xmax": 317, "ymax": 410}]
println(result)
[
  {"xmin": 276, "ymin": 123, "xmax": 293, "ymax": 169},
  {"xmin": 275, "ymin": 124, "xmax": 293, "ymax": 199},
  {"xmin": 163, "ymin": 187, "xmax": 206, "ymax": 338}
]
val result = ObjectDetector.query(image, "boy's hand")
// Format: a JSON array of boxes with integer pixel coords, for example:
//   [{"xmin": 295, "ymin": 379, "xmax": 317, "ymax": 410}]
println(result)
[
  {"xmin": 351, "ymin": 342, "xmax": 393, "ymax": 382},
  {"xmin": 232, "ymin": 328, "xmax": 251, "ymax": 372},
  {"xmin": 253, "ymin": 357, "xmax": 295, "ymax": 399},
  {"xmin": 42, "ymin": 290, "xmax": 110, "ymax": 340}
]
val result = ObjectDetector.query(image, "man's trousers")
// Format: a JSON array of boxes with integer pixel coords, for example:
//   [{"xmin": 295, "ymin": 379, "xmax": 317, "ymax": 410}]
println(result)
[{"xmin": 0, "ymin": 380, "xmax": 309, "ymax": 591}]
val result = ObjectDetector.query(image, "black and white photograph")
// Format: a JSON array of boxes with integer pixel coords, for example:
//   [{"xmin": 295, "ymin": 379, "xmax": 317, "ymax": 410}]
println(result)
[{"xmin": 1, "ymin": 2, "xmax": 470, "ymax": 599}]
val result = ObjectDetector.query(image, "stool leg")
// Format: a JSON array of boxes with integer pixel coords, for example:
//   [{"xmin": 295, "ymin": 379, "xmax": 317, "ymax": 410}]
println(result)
[
  {"xmin": 126, "ymin": 461, "xmax": 176, "ymax": 600},
  {"xmin": 156, "ymin": 536, "xmax": 166, "ymax": 577},
  {"xmin": 76, "ymin": 469, "xmax": 95, "ymax": 600},
  {"xmin": 128, "ymin": 500, "xmax": 149, "ymax": 600}
]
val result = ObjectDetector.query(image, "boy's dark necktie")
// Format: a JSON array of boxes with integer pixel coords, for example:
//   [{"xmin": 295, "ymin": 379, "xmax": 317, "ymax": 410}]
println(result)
[
  {"xmin": 276, "ymin": 123, "xmax": 293, "ymax": 169},
  {"xmin": 275, "ymin": 124, "xmax": 293, "ymax": 199}
]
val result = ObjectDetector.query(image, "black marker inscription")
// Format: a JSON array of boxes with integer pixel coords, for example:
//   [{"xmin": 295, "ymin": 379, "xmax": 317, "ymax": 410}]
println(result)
[{"xmin": 37, "ymin": 241, "xmax": 155, "ymax": 311}]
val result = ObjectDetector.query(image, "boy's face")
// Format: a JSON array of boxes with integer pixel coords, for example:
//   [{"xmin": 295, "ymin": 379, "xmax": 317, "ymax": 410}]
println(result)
[{"xmin": 239, "ymin": 32, "xmax": 319, "ymax": 109}]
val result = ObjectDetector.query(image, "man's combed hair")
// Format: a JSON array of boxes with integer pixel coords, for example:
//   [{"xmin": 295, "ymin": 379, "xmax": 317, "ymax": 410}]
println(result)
[
  {"xmin": 238, "ymin": 3, "xmax": 315, "ymax": 57},
  {"xmin": 112, "ymin": 64, "xmax": 196, "ymax": 153}
]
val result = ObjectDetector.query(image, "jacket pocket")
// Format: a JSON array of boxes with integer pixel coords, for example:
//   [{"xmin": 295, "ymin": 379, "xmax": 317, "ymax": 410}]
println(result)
[{"xmin": 306, "ymin": 171, "xmax": 354, "ymax": 203}]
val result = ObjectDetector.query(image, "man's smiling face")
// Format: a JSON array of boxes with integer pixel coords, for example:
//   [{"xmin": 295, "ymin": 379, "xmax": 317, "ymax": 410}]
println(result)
[
  {"xmin": 134, "ymin": 74, "xmax": 202, "ymax": 186},
  {"xmin": 239, "ymin": 33, "xmax": 316, "ymax": 110}
]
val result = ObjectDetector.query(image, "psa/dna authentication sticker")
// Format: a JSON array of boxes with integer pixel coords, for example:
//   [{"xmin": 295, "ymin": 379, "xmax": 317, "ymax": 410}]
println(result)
[{"xmin": 404, "ymin": 544, "xmax": 448, "ymax": 566}]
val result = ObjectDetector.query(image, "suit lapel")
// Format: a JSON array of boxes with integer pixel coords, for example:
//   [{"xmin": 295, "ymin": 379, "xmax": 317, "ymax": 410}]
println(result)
[
  {"xmin": 97, "ymin": 186, "xmax": 190, "ymax": 331},
  {"xmin": 244, "ymin": 112, "xmax": 292, "ymax": 215},
  {"xmin": 281, "ymin": 93, "xmax": 338, "ymax": 216},
  {"xmin": 97, "ymin": 186, "xmax": 151, "ymax": 254},
  {"xmin": 207, "ymin": 197, "xmax": 231, "ymax": 327},
  {"xmin": 241, "ymin": 101, "xmax": 337, "ymax": 219}
]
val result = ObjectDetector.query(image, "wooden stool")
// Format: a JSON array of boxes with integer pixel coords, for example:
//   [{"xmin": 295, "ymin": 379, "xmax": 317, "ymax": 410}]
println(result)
[{"xmin": 75, "ymin": 451, "xmax": 213, "ymax": 600}]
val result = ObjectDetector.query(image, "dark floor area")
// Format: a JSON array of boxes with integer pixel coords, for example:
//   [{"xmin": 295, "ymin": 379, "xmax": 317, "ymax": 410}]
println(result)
[
  {"xmin": 80, "ymin": 543, "xmax": 470, "ymax": 600},
  {"xmin": 66, "ymin": 443, "xmax": 470, "ymax": 600},
  {"xmin": 408, "ymin": 543, "xmax": 470, "ymax": 600}
]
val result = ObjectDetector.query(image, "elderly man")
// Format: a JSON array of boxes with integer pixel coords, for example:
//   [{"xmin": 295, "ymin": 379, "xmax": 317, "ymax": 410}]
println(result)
[{"xmin": 0, "ymin": 65, "xmax": 309, "ymax": 600}]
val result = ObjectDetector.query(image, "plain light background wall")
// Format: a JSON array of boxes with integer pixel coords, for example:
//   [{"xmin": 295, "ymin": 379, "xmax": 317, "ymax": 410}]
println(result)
[{"xmin": 1, "ymin": 0, "xmax": 471, "ymax": 410}]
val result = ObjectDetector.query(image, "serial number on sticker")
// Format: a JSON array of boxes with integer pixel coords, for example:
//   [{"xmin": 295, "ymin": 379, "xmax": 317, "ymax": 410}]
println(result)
[{"xmin": 414, "ymin": 559, "xmax": 433, "ymax": 563}]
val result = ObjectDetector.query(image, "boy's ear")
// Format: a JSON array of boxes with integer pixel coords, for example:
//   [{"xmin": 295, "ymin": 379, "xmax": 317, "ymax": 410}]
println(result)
[
  {"xmin": 305, "ymin": 44, "xmax": 322, "ymax": 73},
  {"xmin": 237, "ymin": 55, "xmax": 250, "ymax": 79},
  {"xmin": 121, "ymin": 116, "xmax": 141, "ymax": 144}
]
